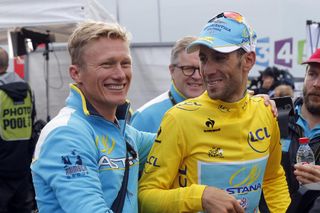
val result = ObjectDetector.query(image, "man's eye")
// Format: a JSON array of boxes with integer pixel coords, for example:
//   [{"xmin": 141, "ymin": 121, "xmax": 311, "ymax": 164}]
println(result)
[
  {"xmin": 121, "ymin": 62, "xmax": 132, "ymax": 68},
  {"xmin": 214, "ymin": 55, "xmax": 226, "ymax": 61},
  {"xmin": 101, "ymin": 63, "xmax": 113, "ymax": 68},
  {"xmin": 182, "ymin": 66, "xmax": 194, "ymax": 71}
]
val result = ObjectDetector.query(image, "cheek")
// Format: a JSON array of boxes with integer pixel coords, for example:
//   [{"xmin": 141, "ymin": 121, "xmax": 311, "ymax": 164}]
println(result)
[{"xmin": 125, "ymin": 69, "xmax": 133, "ymax": 82}]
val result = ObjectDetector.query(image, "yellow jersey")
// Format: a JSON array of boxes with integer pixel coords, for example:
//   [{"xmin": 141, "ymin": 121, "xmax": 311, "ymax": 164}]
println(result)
[{"xmin": 139, "ymin": 92, "xmax": 290, "ymax": 213}]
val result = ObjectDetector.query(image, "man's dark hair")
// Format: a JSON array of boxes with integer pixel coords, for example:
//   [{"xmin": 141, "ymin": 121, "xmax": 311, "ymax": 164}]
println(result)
[{"xmin": 0, "ymin": 47, "xmax": 9, "ymax": 73}]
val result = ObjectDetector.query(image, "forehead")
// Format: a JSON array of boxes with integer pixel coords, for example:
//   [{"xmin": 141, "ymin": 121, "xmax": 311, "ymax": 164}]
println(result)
[
  {"xmin": 179, "ymin": 50, "xmax": 199, "ymax": 61},
  {"xmin": 308, "ymin": 63, "xmax": 320, "ymax": 72},
  {"xmin": 84, "ymin": 37, "xmax": 130, "ymax": 58},
  {"xmin": 199, "ymin": 45, "xmax": 229, "ymax": 56}
]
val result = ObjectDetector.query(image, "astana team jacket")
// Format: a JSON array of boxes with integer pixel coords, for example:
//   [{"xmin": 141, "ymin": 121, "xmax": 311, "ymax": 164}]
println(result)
[
  {"xmin": 131, "ymin": 83, "xmax": 186, "ymax": 133},
  {"xmin": 31, "ymin": 84, "xmax": 155, "ymax": 213},
  {"xmin": 139, "ymin": 92, "xmax": 291, "ymax": 213}
]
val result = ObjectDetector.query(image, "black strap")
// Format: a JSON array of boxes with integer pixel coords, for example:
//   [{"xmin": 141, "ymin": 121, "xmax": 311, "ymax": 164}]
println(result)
[
  {"xmin": 111, "ymin": 142, "xmax": 137, "ymax": 213},
  {"xmin": 271, "ymin": 96, "xmax": 294, "ymax": 138},
  {"xmin": 310, "ymin": 136, "xmax": 320, "ymax": 164},
  {"xmin": 168, "ymin": 91, "xmax": 177, "ymax": 106}
]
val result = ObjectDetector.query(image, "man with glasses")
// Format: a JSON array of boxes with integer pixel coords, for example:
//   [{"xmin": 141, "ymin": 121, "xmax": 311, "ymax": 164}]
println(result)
[
  {"xmin": 139, "ymin": 11, "xmax": 290, "ymax": 213},
  {"xmin": 131, "ymin": 36, "xmax": 204, "ymax": 133}
]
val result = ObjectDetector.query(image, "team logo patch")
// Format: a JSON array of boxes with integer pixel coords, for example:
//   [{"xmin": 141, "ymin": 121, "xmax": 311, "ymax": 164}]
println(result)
[
  {"xmin": 61, "ymin": 149, "xmax": 88, "ymax": 179},
  {"xmin": 226, "ymin": 165, "xmax": 262, "ymax": 195},
  {"xmin": 218, "ymin": 104, "xmax": 230, "ymax": 113},
  {"xmin": 176, "ymin": 101, "xmax": 202, "ymax": 111},
  {"xmin": 204, "ymin": 118, "xmax": 220, "ymax": 132},
  {"xmin": 247, "ymin": 127, "xmax": 270, "ymax": 153},
  {"xmin": 239, "ymin": 197, "xmax": 249, "ymax": 209},
  {"xmin": 208, "ymin": 146, "xmax": 224, "ymax": 158}
]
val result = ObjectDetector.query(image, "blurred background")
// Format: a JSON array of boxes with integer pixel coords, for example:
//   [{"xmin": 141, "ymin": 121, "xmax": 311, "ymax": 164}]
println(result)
[{"xmin": 0, "ymin": 0, "xmax": 319, "ymax": 120}]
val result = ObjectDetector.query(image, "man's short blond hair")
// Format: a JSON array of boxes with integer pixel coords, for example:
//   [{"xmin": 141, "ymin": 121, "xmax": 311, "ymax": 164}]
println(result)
[
  {"xmin": 170, "ymin": 36, "xmax": 197, "ymax": 65},
  {"xmin": 68, "ymin": 21, "xmax": 131, "ymax": 67}
]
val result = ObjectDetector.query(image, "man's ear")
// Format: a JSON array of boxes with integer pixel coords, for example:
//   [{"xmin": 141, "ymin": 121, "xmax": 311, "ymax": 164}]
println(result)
[
  {"xmin": 69, "ymin": 65, "xmax": 81, "ymax": 83},
  {"xmin": 243, "ymin": 51, "xmax": 256, "ymax": 72},
  {"xmin": 169, "ymin": 64, "xmax": 175, "ymax": 76}
]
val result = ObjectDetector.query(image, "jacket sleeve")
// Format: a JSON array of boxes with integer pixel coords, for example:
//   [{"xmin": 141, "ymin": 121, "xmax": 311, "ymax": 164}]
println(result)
[
  {"xmin": 263, "ymin": 117, "xmax": 291, "ymax": 212},
  {"xmin": 131, "ymin": 111, "xmax": 154, "ymax": 133},
  {"xmin": 138, "ymin": 112, "xmax": 205, "ymax": 213},
  {"xmin": 125, "ymin": 124, "xmax": 156, "ymax": 171},
  {"xmin": 32, "ymin": 125, "xmax": 113, "ymax": 213}
]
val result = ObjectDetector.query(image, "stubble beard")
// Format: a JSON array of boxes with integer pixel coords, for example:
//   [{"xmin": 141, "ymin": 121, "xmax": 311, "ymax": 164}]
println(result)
[{"xmin": 303, "ymin": 87, "xmax": 320, "ymax": 116}]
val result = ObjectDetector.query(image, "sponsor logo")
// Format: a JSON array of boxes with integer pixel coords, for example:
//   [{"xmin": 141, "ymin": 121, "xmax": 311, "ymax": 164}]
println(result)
[
  {"xmin": 226, "ymin": 165, "xmax": 262, "ymax": 195},
  {"xmin": 218, "ymin": 104, "xmax": 230, "ymax": 113},
  {"xmin": 239, "ymin": 197, "xmax": 249, "ymax": 209},
  {"xmin": 155, "ymin": 127, "xmax": 161, "ymax": 143},
  {"xmin": 247, "ymin": 127, "xmax": 270, "ymax": 153},
  {"xmin": 143, "ymin": 155, "xmax": 161, "ymax": 174},
  {"xmin": 98, "ymin": 155, "xmax": 136, "ymax": 169},
  {"xmin": 95, "ymin": 135, "xmax": 115, "ymax": 154},
  {"xmin": 178, "ymin": 165, "xmax": 187, "ymax": 187},
  {"xmin": 146, "ymin": 155, "xmax": 160, "ymax": 167},
  {"xmin": 198, "ymin": 36, "xmax": 214, "ymax": 43},
  {"xmin": 242, "ymin": 101, "xmax": 248, "ymax": 110},
  {"xmin": 208, "ymin": 146, "xmax": 224, "ymax": 158},
  {"xmin": 176, "ymin": 101, "xmax": 202, "ymax": 111},
  {"xmin": 62, "ymin": 149, "xmax": 88, "ymax": 178},
  {"xmin": 204, "ymin": 118, "xmax": 220, "ymax": 132}
]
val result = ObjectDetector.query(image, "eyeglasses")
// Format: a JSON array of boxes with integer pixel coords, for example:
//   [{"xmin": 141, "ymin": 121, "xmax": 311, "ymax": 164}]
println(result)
[
  {"xmin": 208, "ymin": 11, "xmax": 244, "ymax": 24},
  {"xmin": 174, "ymin": 65, "xmax": 201, "ymax": 77}
]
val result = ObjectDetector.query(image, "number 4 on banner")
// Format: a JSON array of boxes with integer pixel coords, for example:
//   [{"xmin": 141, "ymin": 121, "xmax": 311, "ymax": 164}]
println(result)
[{"xmin": 274, "ymin": 38, "xmax": 293, "ymax": 68}]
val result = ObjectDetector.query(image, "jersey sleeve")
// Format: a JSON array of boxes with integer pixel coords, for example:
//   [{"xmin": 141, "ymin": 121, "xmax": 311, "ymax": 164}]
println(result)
[
  {"xmin": 263, "ymin": 116, "xmax": 291, "ymax": 212},
  {"xmin": 138, "ymin": 112, "xmax": 206, "ymax": 213},
  {"xmin": 31, "ymin": 126, "xmax": 112, "ymax": 213}
]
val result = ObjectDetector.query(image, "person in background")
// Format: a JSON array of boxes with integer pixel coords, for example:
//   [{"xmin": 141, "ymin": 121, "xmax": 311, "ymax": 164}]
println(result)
[
  {"xmin": 31, "ymin": 21, "xmax": 155, "ymax": 213},
  {"xmin": 281, "ymin": 48, "xmax": 320, "ymax": 212},
  {"xmin": 250, "ymin": 66, "xmax": 295, "ymax": 98},
  {"xmin": 274, "ymin": 84, "xmax": 294, "ymax": 98},
  {"xmin": 0, "ymin": 47, "xmax": 36, "ymax": 213},
  {"xmin": 250, "ymin": 67, "xmax": 277, "ymax": 96},
  {"xmin": 131, "ymin": 36, "xmax": 204, "ymax": 133},
  {"xmin": 139, "ymin": 11, "xmax": 290, "ymax": 213}
]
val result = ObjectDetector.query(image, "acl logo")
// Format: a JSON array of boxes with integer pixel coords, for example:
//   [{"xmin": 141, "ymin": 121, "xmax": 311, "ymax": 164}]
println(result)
[{"xmin": 247, "ymin": 127, "xmax": 270, "ymax": 153}]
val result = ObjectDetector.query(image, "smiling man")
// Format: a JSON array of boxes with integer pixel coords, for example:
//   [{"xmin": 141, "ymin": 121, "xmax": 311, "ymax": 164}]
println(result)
[
  {"xmin": 31, "ymin": 21, "xmax": 155, "ymax": 213},
  {"xmin": 139, "ymin": 11, "xmax": 290, "ymax": 213},
  {"xmin": 131, "ymin": 36, "xmax": 205, "ymax": 133}
]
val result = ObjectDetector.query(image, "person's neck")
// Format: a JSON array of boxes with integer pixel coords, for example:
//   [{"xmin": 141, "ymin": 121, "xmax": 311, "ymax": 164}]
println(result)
[
  {"xmin": 86, "ymin": 98, "xmax": 117, "ymax": 122},
  {"xmin": 301, "ymin": 104, "xmax": 320, "ymax": 129},
  {"xmin": 96, "ymin": 105, "xmax": 117, "ymax": 122}
]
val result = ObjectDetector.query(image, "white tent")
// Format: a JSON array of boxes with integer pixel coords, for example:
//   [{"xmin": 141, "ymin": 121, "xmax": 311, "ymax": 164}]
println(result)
[
  {"xmin": 0, "ymin": 0, "xmax": 116, "ymax": 121},
  {"xmin": 0, "ymin": 0, "xmax": 115, "ymax": 43}
]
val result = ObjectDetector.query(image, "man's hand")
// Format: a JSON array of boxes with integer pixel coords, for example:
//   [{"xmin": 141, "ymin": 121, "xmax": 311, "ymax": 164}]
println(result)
[
  {"xmin": 202, "ymin": 186, "xmax": 245, "ymax": 213},
  {"xmin": 294, "ymin": 164, "xmax": 320, "ymax": 184},
  {"xmin": 248, "ymin": 92, "xmax": 278, "ymax": 117}
]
